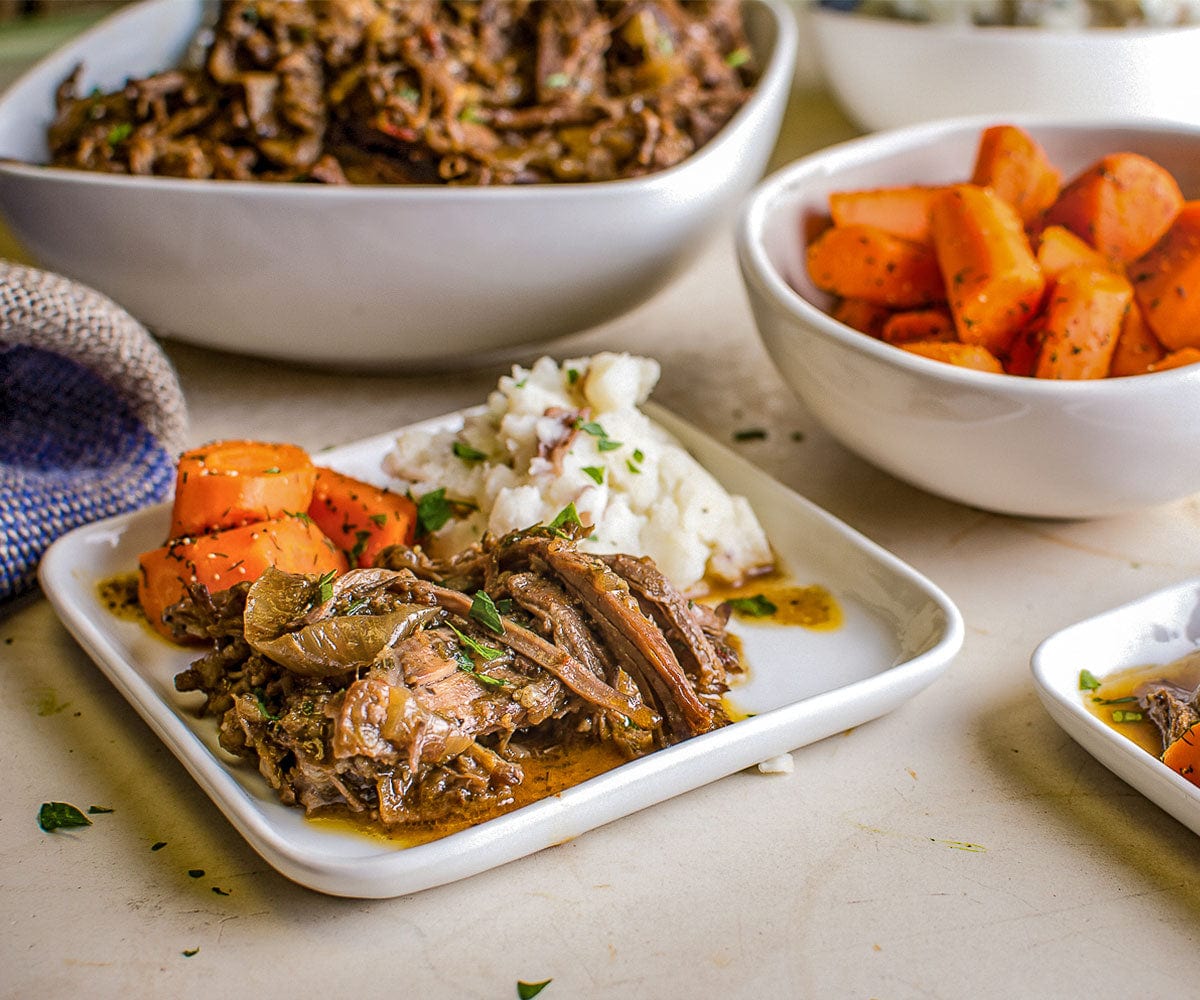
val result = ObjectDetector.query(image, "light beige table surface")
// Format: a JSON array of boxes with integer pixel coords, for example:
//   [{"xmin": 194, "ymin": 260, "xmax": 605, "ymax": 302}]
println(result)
[{"xmin": 3, "ymin": 14, "xmax": 1200, "ymax": 1000}]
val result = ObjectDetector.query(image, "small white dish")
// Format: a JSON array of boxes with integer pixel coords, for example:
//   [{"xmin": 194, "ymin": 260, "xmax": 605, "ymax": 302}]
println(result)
[
  {"xmin": 0, "ymin": 0, "xmax": 796, "ymax": 368},
  {"xmin": 39, "ymin": 404, "xmax": 963, "ymax": 898},
  {"xmin": 1031, "ymin": 578, "xmax": 1200, "ymax": 836},
  {"xmin": 810, "ymin": 7, "xmax": 1200, "ymax": 133},
  {"xmin": 737, "ymin": 115, "xmax": 1200, "ymax": 519}
]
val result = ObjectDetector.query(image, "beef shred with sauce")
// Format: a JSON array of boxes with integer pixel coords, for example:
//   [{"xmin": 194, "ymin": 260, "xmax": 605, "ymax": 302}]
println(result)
[
  {"xmin": 170, "ymin": 519, "xmax": 740, "ymax": 832},
  {"xmin": 47, "ymin": 0, "xmax": 757, "ymax": 185}
]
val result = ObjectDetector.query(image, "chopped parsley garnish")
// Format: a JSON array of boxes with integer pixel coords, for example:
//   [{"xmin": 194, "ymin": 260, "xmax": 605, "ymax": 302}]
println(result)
[
  {"xmin": 106, "ymin": 122, "xmax": 133, "ymax": 146},
  {"xmin": 547, "ymin": 503, "xmax": 583, "ymax": 534},
  {"xmin": 729, "ymin": 594, "xmax": 777, "ymax": 617},
  {"xmin": 470, "ymin": 590, "xmax": 505, "ymax": 635},
  {"xmin": 453, "ymin": 441, "xmax": 487, "ymax": 463},
  {"xmin": 349, "ymin": 530, "xmax": 371, "ymax": 564},
  {"xmin": 369, "ymin": 512, "xmax": 389, "ymax": 527},
  {"xmin": 316, "ymin": 570, "xmax": 337, "ymax": 604},
  {"xmin": 544, "ymin": 72, "xmax": 570, "ymax": 88},
  {"xmin": 416, "ymin": 487, "xmax": 454, "ymax": 533},
  {"xmin": 263, "ymin": 466, "xmax": 281, "ymax": 474},
  {"xmin": 1091, "ymin": 695, "xmax": 1138, "ymax": 705},
  {"xmin": 596, "ymin": 438, "xmax": 622, "ymax": 452},
  {"xmin": 518, "ymin": 980, "xmax": 552, "ymax": 999},
  {"xmin": 449, "ymin": 622, "xmax": 503, "ymax": 661},
  {"xmin": 286, "ymin": 510, "xmax": 314, "ymax": 525},
  {"xmin": 575, "ymin": 419, "xmax": 607, "ymax": 438},
  {"xmin": 454, "ymin": 648, "xmax": 508, "ymax": 688},
  {"xmin": 1078, "ymin": 669, "xmax": 1102, "ymax": 692},
  {"xmin": 724, "ymin": 46, "xmax": 750, "ymax": 67},
  {"xmin": 1111, "ymin": 710, "xmax": 1143, "ymax": 723},
  {"xmin": 566, "ymin": 368, "xmax": 580, "ymax": 384},
  {"xmin": 733, "ymin": 427, "xmax": 768, "ymax": 442},
  {"xmin": 582, "ymin": 466, "xmax": 604, "ymax": 485},
  {"xmin": 38, "ymin": 802, "xmax": 91, "ymax": 831}
]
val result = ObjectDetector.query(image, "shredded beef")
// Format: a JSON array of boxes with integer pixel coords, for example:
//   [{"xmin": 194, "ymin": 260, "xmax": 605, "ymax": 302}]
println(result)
[
  {"xmin": 46, "ymin": 0, "xmax": 757, "ymax": 186},
  {"xmin": 173, "ymin": 524, "xmax": 739, "ymax": 832}
]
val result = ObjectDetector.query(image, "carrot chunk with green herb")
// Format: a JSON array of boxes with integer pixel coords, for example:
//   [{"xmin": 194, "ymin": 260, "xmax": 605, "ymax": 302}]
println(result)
[
  {"xmin": 1129, "ymin": 201, "xmax": 1200, "ymax": 351},
  {"xmin": 307, "ymin": 467, "xmax": 418, "ymax": 568},
  {"xmin": 930, "ymin": 184, "xmax": 1045, "ymax": 355},
  {"xmin": 1149, "ymin": 347, "xmax": 1200, "ymax": 373},
  {"xmin": 828, "ymin": 185, "xmax": 946, "ymax": 244},
  {"xmin": 970, "ymin": 124, "xmax": 1061, "ymax": 225},
  {"xmin": 1035, "ymin": 224, "xmax": 1115, "ymax": 281},
  {"xmin": 1043, "ymin": 152, "xmax": 1183, "ymax": 264},
  {"xmin": 1108, "ymin": 300, "xmax": 1165, "ymax": 377},
  {"xmin": 169, "ymin": 440, "xmax": 317, "ymax": 539},
  {"xmin": 138, "ymin": 515, "xmax": 347, "ymax": 641},
  {"xmin": 831, "ymin": 297, "xmax": 892, "ymax": 338},
  {"xmin": 880, "ymin": 307, "xmax": 956, "ymax": 344},
  {"xmin": 806, "ymin": 223, "xmax": 945, "ymax": 308},
  {"xmin": 1162, "ymin": 721, "xmax": 1200, "ymax": 787},
  {"xmin": 1034, "ymin": 265, "xmax": 1131, "ymax": 380}
]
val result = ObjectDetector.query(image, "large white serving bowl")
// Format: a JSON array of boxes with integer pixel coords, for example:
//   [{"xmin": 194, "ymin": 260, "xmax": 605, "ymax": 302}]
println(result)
[
  {"xmin": 736, "ymin": 116, "xmax": 1200, "ymax": 520},
  {"xmin": 0, "ymin": 0, "xmax": 797, "ymax": 369},
  {"xmin": 810, "ymin": 7, "xmax": 1200, "ymax": 133}
]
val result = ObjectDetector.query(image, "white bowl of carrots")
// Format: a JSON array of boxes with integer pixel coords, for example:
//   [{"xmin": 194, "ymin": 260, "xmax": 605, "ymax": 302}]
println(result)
[{"xmin": 736, "ymin": 116, "xmax": 1200, "ymax": 519}]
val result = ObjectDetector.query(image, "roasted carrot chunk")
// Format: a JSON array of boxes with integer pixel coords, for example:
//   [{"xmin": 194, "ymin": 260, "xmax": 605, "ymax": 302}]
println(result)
[
  {"xmin": 970, "ymin": 124, "xmax": 1061, "ymax": 225},
  {"xmin": 880, "ymin": 307, "xmax": 956, "ymax": 345},
  {"xmin": 1044, "ymin": 152, "xmax": 1183, "ymax": 264},
  {"xmin": 1108, "ymin": 301, "xmax": 1165, "ymax": 377},
  {"xmin": 1162, "ymin": 722, "xmax": 1200, "ymax": 787},
  {"xmin": 1149, "ymin": 347, "xmax": 1200, "ymax": 373},
  {"xmin": 138, "ymin": 515, "xmax": 347, "ymax": 641},
  {"xmin": 1034, "ymin": 265, "xmax": 1131, "ymax": 380},
  {"xmin": 308, "ymin": 467, "xmax": 418, "ymax": 568},
  {"xmin": 1035, "ymin": 224, "xmax": 1114, "ymax": 281},
  {"xmin": 169, "ymin": 440, "xmax": 317, "ymax": 539},
  {"xmin": 831, "ymin": 297, "xmax": 892, "ymax": 338},
  {"xmin": 1129, "ymin": 202, "xmax": 1200, "ymax": 351},
  {"xmin": 930, "ymin": 184, "xmax": 1045, "ymax": 355},
  {"xmin": 806, "ymin": 223, "xmax": 946, "ymax": 309},
  {"xmin": 828, "ymin": 185, "xmax": 946, "ymax": 244},
  {"xmin": 900, "ymin": 340, "xmax": 1004, "ymax": 373}
]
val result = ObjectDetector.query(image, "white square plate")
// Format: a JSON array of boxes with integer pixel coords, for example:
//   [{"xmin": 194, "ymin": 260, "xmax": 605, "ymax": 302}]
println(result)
[
  {"xmin": 1031, "ymin": 577, "xmax": 1200, "ymax": 836},
  {"xmin": 39, "ymin": 405, "xmax": 963, "ymax": 897}
]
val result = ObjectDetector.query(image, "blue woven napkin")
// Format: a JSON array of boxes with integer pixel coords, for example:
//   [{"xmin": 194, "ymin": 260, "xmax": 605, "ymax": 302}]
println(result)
[{"xmin": 0, "ymin": 261, "xmax": 187, "ymax": 601}]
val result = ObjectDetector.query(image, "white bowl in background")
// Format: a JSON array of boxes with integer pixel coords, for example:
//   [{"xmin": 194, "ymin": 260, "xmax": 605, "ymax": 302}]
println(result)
[
  {"xmin": 810, "ymin": 7, "xmax": 1200, "ymax": 133},
  {"xmin": 0, "ymin": 0, "xmax": 797, "ymax": 369},
  {"xmin": 736, "ymin": 116, "xmax": 1200, "ymax": 520}
]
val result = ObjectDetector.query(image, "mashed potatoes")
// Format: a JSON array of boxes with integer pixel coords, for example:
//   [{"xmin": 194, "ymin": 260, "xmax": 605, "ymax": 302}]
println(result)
[{"xmin": 382, "ymin": 353, "xmax": 772, "ymax": 592}]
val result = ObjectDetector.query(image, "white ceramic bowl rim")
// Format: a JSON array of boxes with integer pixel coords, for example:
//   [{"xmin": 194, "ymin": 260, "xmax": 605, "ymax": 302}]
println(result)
[
  {"xmin": 810, "ymin": 6, "xmax": 1200, "ymax": 41},
  {"xmin": 0, "ymin": 0, "xmax": 798, "ymax": 202},
  {"xmin": 739, "ymin": 113, "xmax": 1200, "ymax": 401}
]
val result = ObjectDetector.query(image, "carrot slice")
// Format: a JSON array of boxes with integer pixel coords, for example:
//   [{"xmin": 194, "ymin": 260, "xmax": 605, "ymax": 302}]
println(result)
[
  {"xmin": 1035, "ymin": 224, "xmax": 1114, "ymax": 282},
  {"xmin": 138, "ymin": 515, "xmax": 347, "ymax": 641},
  {"xmin": 1162, "ymin": 722, "xmax": 1200, "ymax": 787},
  {"xmin": 169, "ymin": 440, "xmax": 317, "ymax": 539},
  {"xmin": 828, "ymin": 185, "xmax": 946, "ymax": 244},
  {"xmin": 1004, "ymin": 322, "xmax": 1044, "ymax": 377},
  {"xmin": 807, "ymin": 223, "xmax": 945, "ymax": 308},
  {"xmin": 1108, "ymin": 301, "xmax": 1165, "ymax": 377},
  {"xmin": 1129, "ymin": 201, "xmax": 1200, "ymax": 351},
  {"xmin": 880, "ymin": 307, "xmax": 956, "ymax": 345},
  {"xmin": 831, "ymin": 297, "xmax": 892, "ymax": 338},
  {"xmin": 970, "ymin": 124, "xmax": 1061, "ymax": 226},
  {"xmin": 930, "ymin": 184, "xmax": 1045, "ymax": 356},
  {"xmin": 1044, "ymin": 152, "xmax": 1183, "ymax": 264},
  {"xmin": 1149, "ymin": 347, "xmax": 1200, "ymax": 373},
  {"xmin": 1034, "ymin": 265, "xmax": 1131, "ymax": 380},
  {"xmin": 308, "ymin": 467, "xmax": 418, "ymax": 568},
  {"xmin": 900, "ymin": 341, "xmax": 1004, "ymax": 373}
]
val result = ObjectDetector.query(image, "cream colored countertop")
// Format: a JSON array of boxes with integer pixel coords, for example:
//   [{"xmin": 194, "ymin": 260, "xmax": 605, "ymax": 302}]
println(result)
[{"xmin": 3, "ymin": 20, "xmax": 1200, "ymax": 999}]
